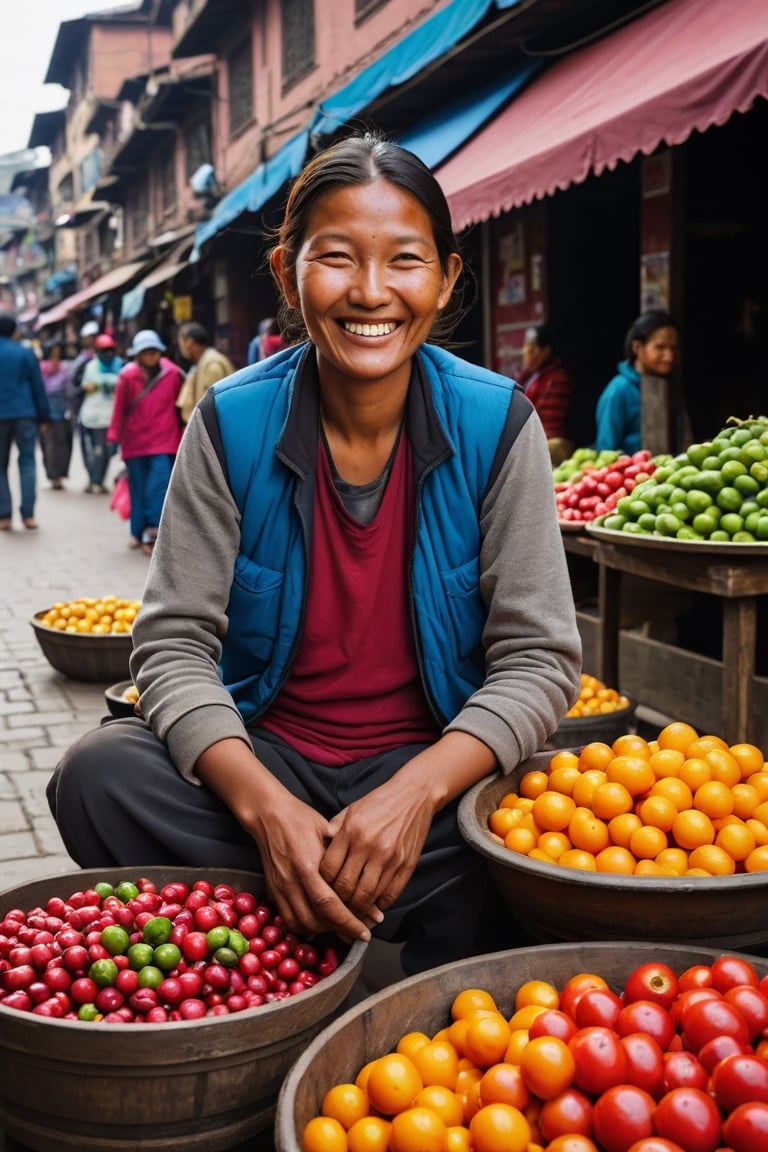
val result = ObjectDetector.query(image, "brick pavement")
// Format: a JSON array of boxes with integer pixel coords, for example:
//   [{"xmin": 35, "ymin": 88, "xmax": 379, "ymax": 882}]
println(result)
[{"xmin": 0, "ymin": 444, "xmax": 148, "ymax": 888}]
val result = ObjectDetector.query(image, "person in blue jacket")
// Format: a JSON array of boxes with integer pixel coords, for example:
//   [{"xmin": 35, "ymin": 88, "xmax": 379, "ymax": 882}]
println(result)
[
  {"xmin": 594, "ymin": 309, "xmax": 678, "ymax": 453},
  {"xmin": 48, "ymin": 133, "xmax": 581, "ymax": 975},
  {"xmin": 0, "ymin": 312, "xmax": 51, "ymax": 530}
]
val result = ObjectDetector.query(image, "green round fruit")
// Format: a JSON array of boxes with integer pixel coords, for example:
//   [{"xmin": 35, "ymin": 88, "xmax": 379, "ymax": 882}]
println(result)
[
  {"xmin": 115, "ymin": 881, "xmax": 140, "ymax": 903},
  {"xmin": 696, "ymin": 471, "xmax": 725, "ymax": 495},
  {"xmin": 77, "ymin": 1003, "xmax": 101, "ymax": 1022},
  {"xmin": 601, "ymin": 514, "xmax": 626, "ymax": 531},
  {"xmin": 152, "ymin": 943, "xmax": 181, "ymax": 971},
  {"xmin": 685, "ymin": 490, "xmax": 713, "ymax": 514},
  {"xmin": 731, "ymin": 531, "xmax": 756, "ymax": 543},
  {"xmin": 213, "ymin": 946, "xmax": 239, "ymax": 968},
  {"xmin": 676, "ymin": 527, "xmax": 704, "ymax": 541},
  {"xmin": 142, "ymin": 916, "xmax": 172, "ymax": 947},
  {"xmin": 692, "ymin": 513, "xmax": 719, "ymax": 537},
  {"xmin": 656, "ymin": 513, "xmax": 683, "ymax": 537},
  {"xmin": 93, "ymin": 882, "xmax": 114, "ymax": 900},
  {"xmin": 756, "ymin": 517, "xmax": 768, "ymax": 540},
  {"xmin": 719, "ymin": 512, "xmax": 745, "ymax": 536},
  {"xmin": 100, "ymin": 925, "xmax": 130, "ymax": 956},
  {"xmin": 716, "ymin": 487, "xmax": 743, "ymax": 513},
  {"xmin": 89, "ymin": 958, "xmax": 118, "ymax": 988},
  {"xmin": 206, "ymin": 925, "xmax": 230, "ymax": 951},
  {"xmin": 686, "ymin": 443, "xmax": 712, "ymax": 468},
  {"xmin": 127, "ymin": 942, "xmax": 155, "ymax": 970},
  {"xmin": 136, "ymin": 965, "xmax": 164, "ymax": 990},
  {"xmin": 734, "ymin": 474, "xmax": 760, "ymax": 497},
  {"xmin": 670, "ymin": 502, "xmax": 692, "ymax": 522},
  {"xmin": 720, "ymin": 459, "xmax": 747, "ymax": 482},
  {"xmin": 637, "ymin": 513, "xmax": 657, "ymax": 532},
  {"xmin": 228, "ymin": 929, "xmax": 249, "ymax": 957}
]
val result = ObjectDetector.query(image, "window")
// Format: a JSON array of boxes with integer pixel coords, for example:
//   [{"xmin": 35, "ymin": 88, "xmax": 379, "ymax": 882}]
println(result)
[
  {"xmin": 157, "ymin": 149, "xmax": 176, "ymax": 217},
  {"xmin": 282, "ymin": 0, "xmax": 315, "ymax": 91},
  {"xmin": 185, "ymin": 115, "xmax": 211, "ymax": 181},
  {"xmin": 355, "ymin": 0, "xmax": 389, "ymax": 23},
  {"xmin": 228, "ymin": 36, "xmax": 254, "ymax": 138}
]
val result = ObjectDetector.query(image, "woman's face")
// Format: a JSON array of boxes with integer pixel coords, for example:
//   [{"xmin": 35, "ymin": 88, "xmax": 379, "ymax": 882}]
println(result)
[
  {"xmin": 137, "ymin": 348, "xmax": 162, "ymax": 371},
  {"xmin": 632, "ymin": 326, "xmax": 678, "ymax": 376},
  {"xmin": 271, "ymin": 178, "xmax": 461, "ymax": 395}
]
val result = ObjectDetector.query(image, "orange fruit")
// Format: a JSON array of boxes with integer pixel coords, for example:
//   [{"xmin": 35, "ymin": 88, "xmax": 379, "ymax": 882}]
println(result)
[
  {"xmin": 612, "ymin": 733, "xmax": 651, "ymax": 758},
  {"xmin": 636, "ymin": 794, "xmax": 677, "ymax": 832},
  {"xmin": 608, "ymin": 812, "xmax": 642, "ymax": 848},
  {"xmin": 558, "ymin": 848, "xmax": 597, "ymax": 871},
  {"xmin": 650, "ymin": 776, "xmax": 693, "ymax": 812},
  {"xmin": 388, "ymin": 1106, "xmax": 447, "ymax": 1152},
  {"xmin": 648, "ymin": 748, "xmax": 685, "ymax": 778},
  {"xmin": 578, "ymin": 742, "xmax": 615, "ymax": 772},
  {"xmin": 595, "ymin": 845, "xmax": 636, "ymax": 874},
  {"xmin": 508, "ymin": 1004, "xmax": 547, "ymax": 1031},
  {"xmin": 469, "ymin": 1102, "xmax": 531, "ymax": 1152},
  {"xmin": 414, "ymin": 1086, "xmax": 463, "ymax": 1128},
  {"xmin": 704, "ymin": 748, "xmax": 741, "ymax": 788},
  {"xmin": 634, "ymin": 859, "xmax": 669, "ymax": 877},
  {"xmin": 752, "ymin": 801, "xmax": 768, "ymax": 829},
  {"xmin": 410, "ymin": 1040, "xmax": 460, "ymax": 1090},
  {"xmin": 729, "ymin": 743, "xmax": 766, "ymax": 779},
  {"xmin": 347, "ymin": 1115, "xmax": 391, "ymax": 1152},
  {"xmin": 568, "ymin": 808, "xmax": 610, "ymax": 853},
  {"xmin": 397, "ymin": 1032, "xmax": 431, "ymax": 1062},
  {"xmin": 590, "ymin": 780, "xmax": 633, "ymax": 821},
  {"xmin": 716, "ymin": 820, "xmax": 757, "ymax": 861},
  {"xmin": 679, "ymin": 758, "xmax": 712, "ymax": 792},
  {"xmin": 479, "ymin": 1063, "xmax": 530, "ymax": 1109},
  {"xmin": 451, "ymin": 989, "xmax": 497, "ymax": 1022},
  {"xmin": 504, "ymin": 826, "xmax": 536, "ymax": 855},
  {"xmin": 746, "ymin": 818, "xmax": 768, "ymax": 846},
  {"xmin": 548, "ymin": 750, "xmax": 580, "ymax": 774},
  {"xmin": 746, "ymin": 772, "xmax": 768, "ymax": 802},
  {"xmin": 537, "ymin": 831, "xmax": 571, "ymax": 861},
  {"xmin": 671, "ymin": 808, "xmax": 715, "ymax": 850},
  {"xmin": 302, "ymin": 1115, "xmax": 348, "ymax": 1152},
  {"xmin": 572, "ymin": 770, "xmax": 607, "ymax": 808},
  {"xmin": 532, "ymin": 791, "xmax": 577, "ymax": 832},
  {"xmin": 693, "ymin": 780, "xmax": 734, "ymax": 819},
  {"xmin": 445, "ymin": 1126, "xmax": 471, "ymax": 1152},
  {"xmin": 687, "ymin": 734, "xmax": 729, "ymax": 757},
  {"xmin": 322, "ymin": 1083, "xmax": 370, "ymax": 1130},
  {"xmin": 504, "ymin": 1028, "xmax": 531, "ymax": 1065},
  {"xmin": 657, "ymin": 721, "xmax": 699, "ymax": 753},
  {"xmin": 365, "ymin": 1053, "xmax": 423, "ymax": 1116},
  {"xmin": 547, "ymin": 766, "xmax": 582, "ymax": 797},
  {"xmin": 606, "ymin": 755, "xmax": 655, "ymax": 796},
  {"xmin": 489, "ymin": 807, "xmax": 523, "ymax": 839},
  {"xmin": 518, "ymin": 1035, "xmax": 576, "ymax": 1100},
  {"xmin": 687, "ymin": 844, "xmax": 736, "ymax": 876},
  {"xmin": 745, "ymin": 845, "xmax": 768, "ymax": 872},
  {"xmin": 655, "ymin": 846, "xmax": 689, "ymax": 874},
  {"xmin": 629, "ymin": 823, "xmax": 668, "ymax": 860},
  {"xmin": 519, "ymin": 771, "xmax": 550, "ymax": 800},
  {"xmin": 463, "ymin": 1012, "xmax": 512, "ymax": 1068},
  {"xmin": 515, "ymin": 980, "xmax": 560, "ymax": 1011},
  {"xmin": 730, "ymin": 783, "xmax": 761, "ymax": 819}
]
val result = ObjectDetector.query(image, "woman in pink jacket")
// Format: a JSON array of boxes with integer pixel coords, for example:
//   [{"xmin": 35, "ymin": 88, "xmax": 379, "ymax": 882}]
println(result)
[{"xmin": 108, "ymin": 330, "xmax": 183, "ymax": 553}]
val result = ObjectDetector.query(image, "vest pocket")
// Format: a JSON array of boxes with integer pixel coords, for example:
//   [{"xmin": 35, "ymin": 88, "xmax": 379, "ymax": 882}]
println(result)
[
  {"xmin": 228, "ymin": 555, "xmax": 284, "ymax": 661},
  {"xmin": 441, "ymin": 557, "xmax": 485, "ymax": 665}
]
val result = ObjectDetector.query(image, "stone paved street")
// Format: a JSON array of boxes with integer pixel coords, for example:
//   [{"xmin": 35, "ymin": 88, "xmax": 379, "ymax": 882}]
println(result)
[{"xmin": 0, "ymin": 444, "xmax": 147, "ymax": 888}]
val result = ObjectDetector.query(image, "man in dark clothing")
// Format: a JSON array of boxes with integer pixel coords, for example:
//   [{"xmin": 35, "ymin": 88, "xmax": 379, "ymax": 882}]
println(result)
[{"xmin": 0, "ymin": 313, "xmax": 51, "ymax": 530}]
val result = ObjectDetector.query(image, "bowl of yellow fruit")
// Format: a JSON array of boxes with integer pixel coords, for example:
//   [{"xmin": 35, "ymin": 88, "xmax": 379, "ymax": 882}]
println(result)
[
  {"xmin": 104, "ymin": 680, "xmax": 140, "ymax": 718},
  {"xmin": 30, "ymin": 597, "xmax": 141, "ymax": 682},
  {"xmin": 548, "ymin": 673, "xmax": 637, "ymax": 748}
]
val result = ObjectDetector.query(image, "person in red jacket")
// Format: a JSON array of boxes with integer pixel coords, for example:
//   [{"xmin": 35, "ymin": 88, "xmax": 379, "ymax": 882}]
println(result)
[
  {"xmin": 108, "ymin": 329, "xmax": 183, "ymax": 553},
  {"xmin": 518, "ymin": 324, "xmax": 576, "ymax": 465}
]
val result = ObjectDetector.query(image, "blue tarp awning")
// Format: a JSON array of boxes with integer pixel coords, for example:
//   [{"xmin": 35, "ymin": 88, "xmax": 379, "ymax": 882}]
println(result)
[
  {"xmin": 309, "ymin": 0, "xmax": 523, "ymax": 140},
  {"xmin": 191, "ymin": 131, "xmax": 309, "ymax": 259},
  {"xmin": 399, "ymin": 60, "xmax": 540, "ymax": 169}
]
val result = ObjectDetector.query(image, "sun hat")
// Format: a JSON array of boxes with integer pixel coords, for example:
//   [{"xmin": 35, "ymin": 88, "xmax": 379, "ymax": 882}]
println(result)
[
  {"xmin": 80, "ymin": 320, "xmax": 100, "ymax": 338},
  {"xmin": 94, "ymin": 333, "xmax": 117, "ymax": 350},
  {"xmin": 128, "ymin": 329, "xmax": 166, "ymax": 355}
]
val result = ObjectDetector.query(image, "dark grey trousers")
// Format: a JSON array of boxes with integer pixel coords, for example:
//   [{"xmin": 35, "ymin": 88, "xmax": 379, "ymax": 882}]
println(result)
[{"xmin": 46, "ymin": 719, "xmax": 525, "ymax": 973}]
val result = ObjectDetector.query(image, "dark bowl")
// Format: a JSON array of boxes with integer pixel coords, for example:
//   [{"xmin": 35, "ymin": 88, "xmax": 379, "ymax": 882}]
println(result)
[
  {"xmin": 30, "ymin": 612, "xmax": 133, "ymax": 683},
  {"xmin": 458, "ymin": 752, "xmax": 768, "ymax": 950},
  {"xmin": 104, "ymin": 679, "xmax": 138, "ymax": 718}
]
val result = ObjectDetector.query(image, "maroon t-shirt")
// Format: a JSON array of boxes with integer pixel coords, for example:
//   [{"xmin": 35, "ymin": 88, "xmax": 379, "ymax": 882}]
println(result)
[{"xmin": 259, "ymin": 434, "xmax": 439, "ymax": 765}]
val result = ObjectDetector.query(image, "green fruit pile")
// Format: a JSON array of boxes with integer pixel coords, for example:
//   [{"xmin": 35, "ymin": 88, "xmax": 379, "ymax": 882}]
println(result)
[{"xmin": 598, "ymin": 417, "xmax": 768, "ymax": 542}]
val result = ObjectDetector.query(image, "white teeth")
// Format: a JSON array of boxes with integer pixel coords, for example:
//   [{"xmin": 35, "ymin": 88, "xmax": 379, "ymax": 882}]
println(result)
[{"xmin": 342, "ymin": 321, "xmax": 397, "ymax": 337}]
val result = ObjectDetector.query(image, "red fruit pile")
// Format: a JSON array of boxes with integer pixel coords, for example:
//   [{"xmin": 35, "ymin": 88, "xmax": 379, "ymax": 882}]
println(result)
[
  {"xmin": 556, "ymin": 450, "xmax": 656, "ymax": 524},
  {"xmin": 0, "ymin": 876, "xmax": 341, "ymax": 1024}
]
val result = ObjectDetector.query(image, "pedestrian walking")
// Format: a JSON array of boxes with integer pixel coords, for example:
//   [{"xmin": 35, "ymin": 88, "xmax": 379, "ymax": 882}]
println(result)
[
  {"xmin": 78, "ymin": 333, "xmax": 123, "ymax": 493},
  {"xmin": 0, "ymin": 312, "xmax": 51, "ymax": 531},
  {"xmin": 175, "ymin": 321, "xmax": 234, "ymax": 425},
  {"xmin": 107, "ymin": 329, "xmax": 184, "ymax": 553},
  {"xmin": 39, "ymin": 338, "xmax": 75, "ymax": 490}
]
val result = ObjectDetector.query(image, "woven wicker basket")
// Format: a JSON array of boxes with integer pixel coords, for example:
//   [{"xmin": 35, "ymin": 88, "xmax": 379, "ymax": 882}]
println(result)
[{"xmin": 30, "ymin": 612, "xmax": 134, "ymax": 682}]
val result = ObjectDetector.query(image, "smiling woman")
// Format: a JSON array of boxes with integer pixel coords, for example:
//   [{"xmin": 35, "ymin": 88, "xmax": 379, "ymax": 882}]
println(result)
[{"xmin": 47, "ymin": 130, "xmax": 582, "ymax": 979}]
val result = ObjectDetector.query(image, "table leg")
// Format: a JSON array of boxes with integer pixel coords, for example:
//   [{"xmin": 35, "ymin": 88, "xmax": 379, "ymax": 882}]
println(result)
[
  {"xmin": 597, "ymin": 563, "xmax": 621, "ymax": 687},
  {"xmin": 722, "ymin": 597, "xmax": 757, "ymax": 745}
]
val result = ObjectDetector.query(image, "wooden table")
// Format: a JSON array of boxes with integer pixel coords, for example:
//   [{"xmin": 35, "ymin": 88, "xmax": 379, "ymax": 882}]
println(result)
[{"xmin": 562, "ymin": 529, "xmax": 768, "ymax": 745}]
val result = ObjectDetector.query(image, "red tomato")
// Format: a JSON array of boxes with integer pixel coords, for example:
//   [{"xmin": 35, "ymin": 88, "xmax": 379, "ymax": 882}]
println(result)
[
  {"xmin": 539, "ymin": 1087, "xmax": 594, "ymax": 1142},
  {"xmin": 678, "ymin": 964, "xmax": 713, "ymax": 992},
  {"xmin": 681, "ymin": 996, "xmax": 751, "ymax": 1052},
  {"xmin": 617, "ymin": 1000, "xmax": 675, "ymax": 1052},
  {"xmin": 653, "ymin": 1087, "xmax": 722, "ymax": 1152},
  {"xmin": 574, "ymin": 987, "xmax": 624, "ymax": 1030},
  {"xmin": 528, "ymin": 1008, "xmax": 579, "ymax": 1044},
  {"xmin": 620, "ymin": 1032, "xmax": 665, "ymax": 1098},
  {"xmin": 662, "ymin": 1049, "xmax": 709, "ymax": 1093},
  {"xmin": 710, "ymin": 1052, "xmax": 768, "ymax": 1112},
  {"xmin": 560, "ymin": 972, "xmax": 610, "ymax": 1018},
  {"xmin": 623, "ymin": 963, "xmax": 679, "ymax": 1009},
  {"xmin": 569, "ymin": 1026, "xmax": 628, "ymax": 1096},
  {"xmin": 709, "ymin": 955, "xmax": 759, "ymax": 993},
  {"xmin": 592, "ymin": 1084, "xmax": 655, "ymax": 1152},
  {"xmin": 722, "ymin": 1100, "xmax": 768, "ymax": 1152},
  {"xmin": 670, "ymin": 986, "xmax": 721, "ymax": 1030},
  {"xmin": 724, "ymin": 984, "xmax": 768, "ymax": 1039},
  {"xmin": 697, "ymin": 1033, "xmax": 751, "ymax": 1073}
]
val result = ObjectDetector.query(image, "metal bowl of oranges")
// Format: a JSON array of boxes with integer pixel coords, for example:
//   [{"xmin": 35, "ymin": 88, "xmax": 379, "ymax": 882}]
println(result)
[
  {"xmin": 458, "ymin": 723, "xmax": 768, "ymax": 950},
  {"xmin": 30, "ymin": 597, "xmax": 141, "ymax": 682}
]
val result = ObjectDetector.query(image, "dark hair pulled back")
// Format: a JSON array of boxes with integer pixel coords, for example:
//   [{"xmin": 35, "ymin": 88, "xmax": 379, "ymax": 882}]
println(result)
[{"xmin": 624, "ymin": 310, "xmax": 677, "ymax": 358}]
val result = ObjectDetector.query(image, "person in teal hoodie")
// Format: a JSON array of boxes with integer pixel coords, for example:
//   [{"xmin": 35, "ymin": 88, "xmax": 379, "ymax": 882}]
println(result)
[{"xmin": 594, "ymin": 310, "xmax": 678, "ymax": 453}]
